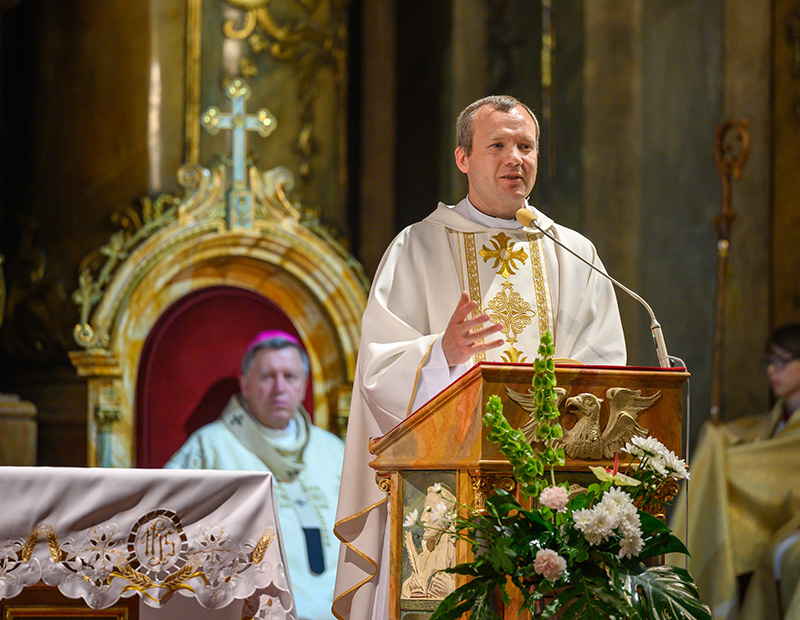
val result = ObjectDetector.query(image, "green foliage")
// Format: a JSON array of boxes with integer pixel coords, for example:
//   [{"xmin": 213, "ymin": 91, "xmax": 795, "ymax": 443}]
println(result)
[
  {"xmin": 622, "ymin": 565, "xmax": 712, "ymax": 620},
  {"xmin": 422, "ymin": 331, "xmax": 711, "ymax": 620},
  {"xmin": 483, "ymin": 331, "xmax": 563, "ymax": 497}
]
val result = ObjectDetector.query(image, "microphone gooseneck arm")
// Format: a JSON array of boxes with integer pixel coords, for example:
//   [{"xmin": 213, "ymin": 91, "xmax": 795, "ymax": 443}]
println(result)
[{"xmin": 515, "ymin": 208, "xmax": 671, "ymax": 368}]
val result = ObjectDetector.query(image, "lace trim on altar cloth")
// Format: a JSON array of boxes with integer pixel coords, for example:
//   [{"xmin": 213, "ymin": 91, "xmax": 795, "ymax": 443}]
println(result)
[{"xmin": 0, "ymin": 509, "xmax": 294, "ymax": 616}]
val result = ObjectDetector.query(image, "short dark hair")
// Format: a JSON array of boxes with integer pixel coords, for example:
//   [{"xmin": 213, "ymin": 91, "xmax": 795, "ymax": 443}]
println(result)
[
  {"xmin": 456, "ymin": 95, "xmax": 540, "ymax": 155},
  {"xmin": 241, "ymin": 335, "xmax": 310, "ymax": 377},
  {"xmin": 770, "ymin": 323, "xmax": 800, "ymax": 359}
]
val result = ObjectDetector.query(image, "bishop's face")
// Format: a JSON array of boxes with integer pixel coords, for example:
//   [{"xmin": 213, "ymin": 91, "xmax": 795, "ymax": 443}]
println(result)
[
  {"xmin": 454, "ymin": 104, "xmax": 539, "ymax": 220},
  {"xmin": 240, "ymin": 347, "xmax": 307, "ymax": 430}
]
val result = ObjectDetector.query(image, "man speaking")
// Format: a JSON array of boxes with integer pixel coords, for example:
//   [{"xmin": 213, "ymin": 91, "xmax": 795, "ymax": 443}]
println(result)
[{"xmin": 333, "ymin": 95, "xmax": 626, "ymax": 619}]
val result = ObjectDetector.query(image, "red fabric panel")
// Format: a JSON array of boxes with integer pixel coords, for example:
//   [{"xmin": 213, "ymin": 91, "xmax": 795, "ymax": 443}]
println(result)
[{"xmin": 136, "ymin": 286, "xmax": 312, "ymax": 468}]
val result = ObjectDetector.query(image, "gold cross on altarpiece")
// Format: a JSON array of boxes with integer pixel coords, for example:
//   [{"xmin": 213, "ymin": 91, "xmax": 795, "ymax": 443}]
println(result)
[{"xmin": 201, "ymin": 78, "xmax": 277, "ymax": 228}]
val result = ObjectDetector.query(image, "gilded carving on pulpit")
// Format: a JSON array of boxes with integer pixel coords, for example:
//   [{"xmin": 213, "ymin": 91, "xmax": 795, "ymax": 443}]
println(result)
[
  {"xmin": 468, "ymin": 472, "xmax": 516, "ymax": 513},
  {"xmin": 506, "ymin": 385, "xmax": 662, "ymax": 460},
  {"xmin": 401, "ymin": 475, "xmax": 457, "ymax": 601}
]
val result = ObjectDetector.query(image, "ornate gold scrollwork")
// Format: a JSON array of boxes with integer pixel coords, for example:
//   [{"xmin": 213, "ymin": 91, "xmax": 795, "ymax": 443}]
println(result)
[
  {"xmin": 469, "ymin": 471, "xmax": 516, "ymax": 513},
  {"xmin": 95, "ymin": 407, "xmax": 122, "ymax": 429},
  {"xmin": 639, "ymin": 480, "xmax": 681, "ymax": 521},
  {"xmin": 72, "ymin": 193, "xmax": 182, "ymax": 350},
  {"xmin": 375, "ymin": 472, "xmax": 392, "ymax": 494},
  {"xmin": 95, "ymin": 382, "xmax": 122, "ymax": 431}
]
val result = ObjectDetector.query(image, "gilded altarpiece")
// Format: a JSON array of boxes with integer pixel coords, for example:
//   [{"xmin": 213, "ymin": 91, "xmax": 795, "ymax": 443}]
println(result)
[
  {"xmin": 186, "ymin": 0, "xmax": 350, "ymax": 228},
  {"xmin": 69, "ymin": 75, "xmax": 367, "ymax": 467}
]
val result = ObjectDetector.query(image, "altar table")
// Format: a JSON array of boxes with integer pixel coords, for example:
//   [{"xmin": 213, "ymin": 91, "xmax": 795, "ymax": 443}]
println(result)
[{"xmin": 0, "ymin": 467, "xmax": 296, "ymax": 619}]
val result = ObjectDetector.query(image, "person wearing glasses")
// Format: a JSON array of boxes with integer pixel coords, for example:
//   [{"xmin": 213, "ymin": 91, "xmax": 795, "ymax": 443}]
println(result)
[{"xmin": 668, "ymin": 323, "xmax": 800, "ymax": 620}]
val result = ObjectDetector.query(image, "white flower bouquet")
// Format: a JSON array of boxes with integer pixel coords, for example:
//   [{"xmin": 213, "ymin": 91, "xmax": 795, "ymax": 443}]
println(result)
[{"xmin": 404, "ymin": 332, "xmax": 711, "ymax": 620}]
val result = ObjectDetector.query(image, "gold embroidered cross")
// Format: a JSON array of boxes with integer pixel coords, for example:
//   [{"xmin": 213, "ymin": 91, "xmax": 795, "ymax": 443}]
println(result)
[
  {"xmin": 479, "ymin": 232, "xmax": 528, "ymax": 278},
  {"xmin": 486, "ymin": 281, "xmax": 534, "ymax": 345}
]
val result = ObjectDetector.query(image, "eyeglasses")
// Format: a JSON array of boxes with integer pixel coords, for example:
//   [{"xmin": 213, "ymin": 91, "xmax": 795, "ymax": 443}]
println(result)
[{"xmin": 761, "ymin": 355, "xmax": 797, "ymax": 371}]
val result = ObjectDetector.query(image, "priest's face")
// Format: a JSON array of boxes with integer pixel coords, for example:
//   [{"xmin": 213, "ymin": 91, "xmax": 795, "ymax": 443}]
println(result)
[
  {"xmin": 454, "ymin": 104, "xmax": 539, "ymax": 219},
  {"xmin": 240, "ymin": 346, "xmax": 308, "ymax": 430}
]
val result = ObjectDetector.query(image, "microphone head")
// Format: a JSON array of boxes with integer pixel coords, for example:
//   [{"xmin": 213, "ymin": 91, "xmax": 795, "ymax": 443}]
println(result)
[{"xmin": 515, "ymin": 208, "xmax": 535, "ymax": 228}]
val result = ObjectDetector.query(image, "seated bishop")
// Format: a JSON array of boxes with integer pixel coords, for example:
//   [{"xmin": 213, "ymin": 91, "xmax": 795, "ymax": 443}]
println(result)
[{"xmin": 165, "ymin": 330, "xmax": 344, "ymax": 620}]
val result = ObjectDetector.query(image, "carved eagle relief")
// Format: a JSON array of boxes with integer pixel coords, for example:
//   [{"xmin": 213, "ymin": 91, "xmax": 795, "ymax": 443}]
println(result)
[{"xmin": 504, "ymin": 386, "xmax": 662, "ymax": 460}]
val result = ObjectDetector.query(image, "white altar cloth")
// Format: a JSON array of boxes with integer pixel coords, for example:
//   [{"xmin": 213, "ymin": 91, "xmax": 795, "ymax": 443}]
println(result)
[{"xmin": 0, "ymin": 467, "xmax": 296, "ymax": 618}]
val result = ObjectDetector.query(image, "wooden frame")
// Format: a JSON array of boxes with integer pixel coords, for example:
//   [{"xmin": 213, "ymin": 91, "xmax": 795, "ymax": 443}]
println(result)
[{"xmin": 1, "ymin": 585, "xmax": 138, "ymax": 620}]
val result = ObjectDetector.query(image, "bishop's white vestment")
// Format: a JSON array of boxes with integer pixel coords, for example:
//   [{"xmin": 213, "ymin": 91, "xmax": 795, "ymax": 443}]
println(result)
[
  {"xmin": 332, "ymin": 199, "xmax": 625, "ymax": 619},
  {"xmin": 165, "ymin": 396, "xmax": 344, "ymax": 620}
]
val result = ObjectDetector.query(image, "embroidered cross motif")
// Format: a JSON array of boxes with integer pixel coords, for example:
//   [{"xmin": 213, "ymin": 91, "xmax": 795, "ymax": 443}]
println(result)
[
  {"xmin": 479, "ymin": 232, "xmax": 528, "ymax": 278},
  {"xmin": 486, "ymin": 281, "xmax": 534, "ymax": 346},
  {"xmin": 229, "ymin": 413, "xmax": 245, "ymax": 426}
]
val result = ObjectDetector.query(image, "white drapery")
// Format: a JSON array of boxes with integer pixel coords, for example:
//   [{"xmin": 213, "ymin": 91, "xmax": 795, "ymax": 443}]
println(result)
[{"xmin": 0, "ymin": 467, "xmax": 296, "ymax": 619}]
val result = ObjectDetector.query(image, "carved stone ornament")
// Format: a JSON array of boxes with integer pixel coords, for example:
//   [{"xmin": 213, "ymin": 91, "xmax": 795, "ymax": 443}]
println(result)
[{"xmin": 506, "ymin": 385, "xmax": 662, "ymax": 460}]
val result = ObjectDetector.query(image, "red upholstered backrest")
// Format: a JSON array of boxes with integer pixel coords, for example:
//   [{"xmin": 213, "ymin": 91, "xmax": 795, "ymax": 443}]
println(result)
[{"xmin": 136, "ymin": 285, "xmax": 313, "ymax": 468}]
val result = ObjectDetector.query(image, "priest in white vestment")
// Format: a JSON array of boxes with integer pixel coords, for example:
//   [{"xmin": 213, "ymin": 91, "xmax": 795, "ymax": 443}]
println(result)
[
  {"xmin": 332, "ymin": 95, "xmax": 626, "ymax": 620},
  {"xmin": 165, "ymin": 331, "xmax": 344, "ymax": 620}
]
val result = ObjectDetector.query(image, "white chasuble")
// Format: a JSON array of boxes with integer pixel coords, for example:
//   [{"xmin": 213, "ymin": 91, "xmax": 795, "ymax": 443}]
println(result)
[
  {"xmin": 165, "ymin": 397, "xmax": 344, "ymax": 620},
  {"xmin": 333, "ymin": 198, "xmax": 625, "ymax": 620},
  {"xmin": 449, "ymin": 227, "xmax": 553, "ymax": 364}
]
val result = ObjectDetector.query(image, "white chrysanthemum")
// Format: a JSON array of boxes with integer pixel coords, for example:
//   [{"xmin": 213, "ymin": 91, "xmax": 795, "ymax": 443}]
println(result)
[
  {"xmin": 573, "ymin": 485, "xmax": 645, "ymax": 551},
  {"xmin": 617, "ymin": 509, "xmax": 642, "ymax": 539},
  {"xmin": 626, "ymin": 435, "xmax": 666, "ymax": 459},
  {"xmin": 598, "ymin": 487, "xmax": 631, "ymax": 511},
  {"xmin": 646, "ymin": 456, "xmax": 670, "ymax": 476},
  {"xmin": 572, "ymin": 508, "xmax": 593, "ymax": 530},
  {"xmin": 621, "ymin": 441, "xmax": 638, "ymax": 457},
  {"xmin": 661, "ymin": 450, "xmax": 690, "ymax": 480},
  {"xmin": 428, "ymin": 501, "xmax": 452, "ymax": 528},
  {"xmin": 572, "ymin": 507, "xmax": 606, "ymax": 545},
  {"xmin": 403, "ymin": 509, "xmax": 419, "ymax": 528},
  {"xmin": 432, "ymin": 482, "xmax": 443, "ymax": 493},
  {"xmin": 596, "ymin": 503, "xmax": 619, "ymax": 529},
  {"xmin": 574, "ymin": 504, "xmax": 616, "ymax": 546},
  {"xmin": 619, "ymin": 530, "xmax": 645, "ymax": 559}
]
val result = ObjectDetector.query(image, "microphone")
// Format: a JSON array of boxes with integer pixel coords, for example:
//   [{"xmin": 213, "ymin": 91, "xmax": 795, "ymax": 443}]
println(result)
[{"xmin": 515, "ymin": 208, "xmax": 671, "ymax": 368}]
